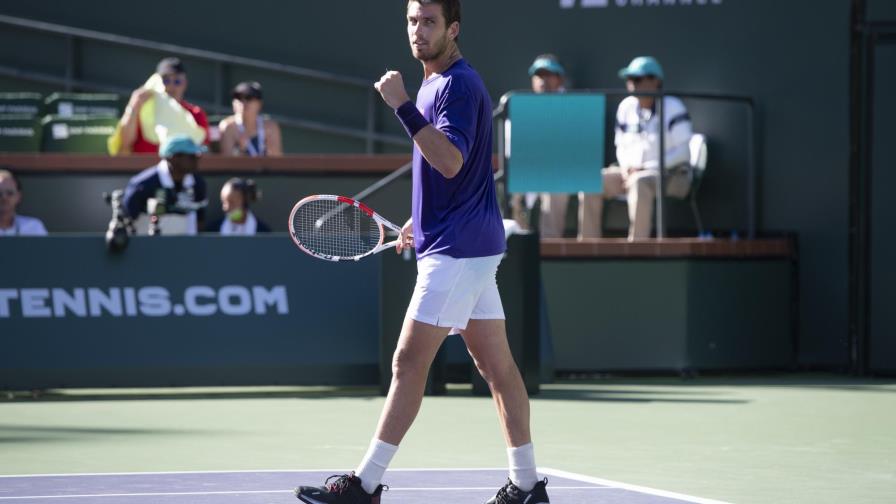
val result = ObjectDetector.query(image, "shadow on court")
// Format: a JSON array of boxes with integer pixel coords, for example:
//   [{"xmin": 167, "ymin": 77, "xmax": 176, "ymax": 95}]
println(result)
[
  {"xmin": 1, "ymin": 387, "xmax": 382, "ymax": 403},
  {"xmin": 0, "ymin": 424, "xmax": 214, "ymax": 444},
  {"xmin": 531, "ymin": 388, "xmax": 750, "ymax": 404},
  {"xmin": 550, "ymin": 373, "xmax": 896, "ymax": 393},
  {"xmin": 3, "ymin": 374, "xmax": 892, "ymax": 405}
]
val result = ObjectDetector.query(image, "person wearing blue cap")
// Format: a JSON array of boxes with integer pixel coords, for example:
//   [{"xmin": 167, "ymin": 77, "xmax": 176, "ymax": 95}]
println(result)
[
  {"xmin": 122, "ymin": 135, "xmax": 208, "ymax": 235},
  {"xmin": 588, "ymin": 56, "xmax": 694, "ymax": 240},
  {"xmin": 510, "ymin": 54, "xmax": 576, "ymax": 238}
]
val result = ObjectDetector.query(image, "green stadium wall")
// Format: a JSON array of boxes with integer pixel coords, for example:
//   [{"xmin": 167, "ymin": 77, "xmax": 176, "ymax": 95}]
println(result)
[{"xmin": 0, "ymin": 1, "xmax": 865, "ymax": 369}]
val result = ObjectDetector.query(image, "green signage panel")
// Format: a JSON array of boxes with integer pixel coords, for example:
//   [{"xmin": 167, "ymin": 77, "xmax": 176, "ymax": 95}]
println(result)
[{"xmin": 0, "ymin": 235, "xmax": 381, "ymax": 389}]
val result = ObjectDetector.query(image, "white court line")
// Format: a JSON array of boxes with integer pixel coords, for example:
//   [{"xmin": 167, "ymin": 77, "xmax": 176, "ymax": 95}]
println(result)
[
  {"xmin": 0, "ymin": 468, "xmax": 728, "ymax": 503},
  {"xmin": 0, "ymin": 491, "xmax": 285, "ymax": 500},
  {"xmin": 541, "ymin": 467, "xmax": 733, "ymax": 504},
  {"xmin": 0, "ymin": 487, "xmax": 606, "ymax": 500}
]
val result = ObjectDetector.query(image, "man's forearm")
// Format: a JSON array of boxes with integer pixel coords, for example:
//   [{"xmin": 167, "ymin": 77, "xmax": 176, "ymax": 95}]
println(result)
[
  {"xmin": 412, "ymin": 126, "xmax": 463, "ymax": 179},
  {"xmin": 394, "ymin": 101, "xmax": 463, "ymax": 179}
]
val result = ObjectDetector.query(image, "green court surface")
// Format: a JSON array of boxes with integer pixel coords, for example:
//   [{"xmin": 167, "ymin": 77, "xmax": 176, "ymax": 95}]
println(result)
[{"xmin": 2, "ymin": 375, "xmax": 894, "ymax": 504}]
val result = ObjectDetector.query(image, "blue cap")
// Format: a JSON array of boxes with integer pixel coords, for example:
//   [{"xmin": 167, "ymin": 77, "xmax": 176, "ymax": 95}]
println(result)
[
  {"xmin": 159, "ymin": 135, "xmax": 206, "ymax": 158},
  {"xmin": 618, "ymin": 56, "xmax": 665, "ymax": 80},
  {"xmin": 528, "ymin": 55, "xmax": 565, "ymax": 77}
]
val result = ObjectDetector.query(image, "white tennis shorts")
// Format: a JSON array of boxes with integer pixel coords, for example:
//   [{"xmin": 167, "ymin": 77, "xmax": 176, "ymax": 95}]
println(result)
[{"xmin": 406, "ymin": 253, "xmax": 505, "ymax": 332}]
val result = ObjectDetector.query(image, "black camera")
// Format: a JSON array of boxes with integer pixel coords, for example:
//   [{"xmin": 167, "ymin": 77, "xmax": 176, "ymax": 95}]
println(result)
[
  {"xmin": 146, "ymin": 187, "xmax": 207, "ymax": 236},
  {"xmin": 103, "ymin": 189, "xmax": 134, "ymax": 253}
]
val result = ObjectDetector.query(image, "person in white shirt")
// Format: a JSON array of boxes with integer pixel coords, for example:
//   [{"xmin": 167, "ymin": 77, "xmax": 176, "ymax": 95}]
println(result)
[
  {"xmin": 0, "ymin": 170, "xmax": 48, "ymax": 236},
  {"xmin": 122, "ymin": 136, "xmax": 208, "ymax": 235},
  {"xmin": 583, "ymin": 56, "xmax": 694, "ymax": 240},
  {"xmin": 510, "ymin": 54, "xmax": 605, "ymax": 239},
  {"xmin": 510, "ymin": 54, "xmax": 572, "ymax": 237}
]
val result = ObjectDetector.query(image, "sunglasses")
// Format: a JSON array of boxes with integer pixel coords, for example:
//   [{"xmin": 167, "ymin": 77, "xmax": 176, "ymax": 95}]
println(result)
[
  {"xmin": 162, "ymin": 76, "xmax": 185, "ymax": 86},
  {"xmin": 234, "ymin": 94, "xmax": 260, "ymax": 102},
  {"xmin": 0, "ymin": 189, "xmax": 18, "ymax": 198},
  {"xmin": 628, "ymin": 76, "xmax": 655, "ymax": 84}
]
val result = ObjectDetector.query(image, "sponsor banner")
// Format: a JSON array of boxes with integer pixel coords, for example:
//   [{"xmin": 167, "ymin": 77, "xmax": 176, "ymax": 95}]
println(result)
[
  {"xmin": 0, "ymin": 285, "xmax": 289, "ymax": 319},
  {"xmin": 0, "ymin": 236, "xmax": 380, "ymax": 388}
]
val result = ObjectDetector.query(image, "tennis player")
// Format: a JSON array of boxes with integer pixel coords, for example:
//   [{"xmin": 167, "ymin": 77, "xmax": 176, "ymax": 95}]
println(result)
[{"xmin": 294, "ymin": 1, "xmax": 549, "ymax": 503}]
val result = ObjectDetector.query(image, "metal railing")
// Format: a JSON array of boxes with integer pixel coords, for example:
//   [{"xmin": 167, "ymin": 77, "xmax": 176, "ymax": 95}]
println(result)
[
  {"xmin": 493, "ymin": 90, "xmax": 758, "ymax": 239},
  {"xmin": 0, "ymin": 14, "xmax": 411, "ymax": 151}
]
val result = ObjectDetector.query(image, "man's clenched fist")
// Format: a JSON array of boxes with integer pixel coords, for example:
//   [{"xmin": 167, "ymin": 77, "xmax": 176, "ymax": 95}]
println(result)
[{"xmin": 375, "ymin": 71, "xmax": 412, "ymax": 109}]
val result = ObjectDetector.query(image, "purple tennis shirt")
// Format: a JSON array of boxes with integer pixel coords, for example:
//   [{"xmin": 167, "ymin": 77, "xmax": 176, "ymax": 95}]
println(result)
[{"xmin": 411, "ymin": 58, "xmax": 506, "ymax": 259}]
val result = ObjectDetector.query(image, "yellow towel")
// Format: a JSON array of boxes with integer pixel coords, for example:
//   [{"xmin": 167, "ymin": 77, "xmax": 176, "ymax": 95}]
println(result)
[{"xmin": 107, "ymin": 74, "xmax": 206, "ymax": 155}]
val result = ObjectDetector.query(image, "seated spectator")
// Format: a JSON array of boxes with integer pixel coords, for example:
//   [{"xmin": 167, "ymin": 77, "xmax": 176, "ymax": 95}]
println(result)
[
  {"xmin": 219, "ymin": 82, "xmax": 283, "ymax": 156},
  {"xmin": 510, "ymin": 54, "xmax": 603, "ymax": 239},
  {"xmin": 207, "ymin": 178, "xmax": 271, "ymax": 235},
  {"xmin": 122, "ymin": 135, "xmax": 208, "ymax": 235},
  {"xmin": 584, "ymin": 56, "xmax": 693, "ymax": 240},
  {"xmin": 0, "ymin": 169, "xmax": 47, "ymax": 236},
  {"xmin": 112, "ymin": 57, "xmax": 209, "ymax": 155}
]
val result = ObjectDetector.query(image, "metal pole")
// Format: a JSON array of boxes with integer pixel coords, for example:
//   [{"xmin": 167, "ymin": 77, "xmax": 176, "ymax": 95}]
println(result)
[
  {"xmin": 65, "ymin": 35, "xmax": 76, "ymax": 92},
  {"xmin": 214, "ymin": 61, "xmax": 224, "ymax": 114},
  {"xmin": 351, "ymin": 161, "xmax": 413, "ymax": 202},
  {"xmin": 366, "ymin": 89, "xmax": 376, "ymax": 154},
  {"xmin": 657, "ymin": 94, "xmax": 666, "ymax": 240},
  {"xmin": 496, "ymin": 115, "xmax": 510, "ymax": 215},
  {"xmin": 747, "ymin": 102, "xmax": 757, "ymax": 239}
]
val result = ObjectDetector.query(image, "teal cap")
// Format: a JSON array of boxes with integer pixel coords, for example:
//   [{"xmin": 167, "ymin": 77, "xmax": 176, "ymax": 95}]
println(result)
[
  {"xmin": 159, "ymin": 135, "xmax": 207, "ymax": 158},
  {"xmin": 618, "ymin": 56, "xmax": 665, "ymax": 81},
  {"xmin": 528, "ymin": 55, "xmax": 565, "ymax": 77}
]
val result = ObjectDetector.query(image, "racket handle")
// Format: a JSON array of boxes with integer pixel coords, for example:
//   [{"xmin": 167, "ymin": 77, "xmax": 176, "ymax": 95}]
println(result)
[{"xmin": 368, "ymin": 239, "xmax": 403, "ymax": 257}]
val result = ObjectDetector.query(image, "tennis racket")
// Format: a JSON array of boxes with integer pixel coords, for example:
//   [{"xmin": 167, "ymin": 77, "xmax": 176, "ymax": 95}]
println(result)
[{"xmin": 288, "ymin": 195, "xmax": 405, "ymax": 262}]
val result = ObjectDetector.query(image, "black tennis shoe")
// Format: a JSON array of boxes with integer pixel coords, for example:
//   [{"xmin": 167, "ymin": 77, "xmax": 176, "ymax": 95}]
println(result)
[
  {"xmin": 485, "ymin": 478, "xmax": 550, "ymax": 504},
  {"xmin": 294, "ymin": 473, "xmax": 385, "ymax": 504}
]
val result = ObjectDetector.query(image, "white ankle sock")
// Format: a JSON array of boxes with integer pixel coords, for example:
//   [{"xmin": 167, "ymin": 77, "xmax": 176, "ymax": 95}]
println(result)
[
  {"xmin": 355, "ymin": 439, "xmax": 399, "ymax": 494},
  {"xmin": 507, "ymin": 443, "xmax": 538, "ymax": 492}
]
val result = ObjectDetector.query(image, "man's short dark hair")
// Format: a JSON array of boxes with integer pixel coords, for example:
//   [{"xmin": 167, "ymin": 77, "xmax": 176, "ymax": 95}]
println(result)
[
  {"xmin": 410, "ymin": 0, "xmax": 461, "ymax": 29},
  {"xmin": 0, "ymin": 169, "xmax": 21, "ymax": 191},
  {"xmin": 157, "ymin": 57, "xmax": 186, "ymax": 76}
]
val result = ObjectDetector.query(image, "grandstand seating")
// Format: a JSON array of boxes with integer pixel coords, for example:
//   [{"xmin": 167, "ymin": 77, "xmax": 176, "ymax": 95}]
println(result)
[
  {"xmin": 40, "ymin": 114, "xmax": 118, "ymax": 154},
  {"xmin": 43, "ymin": 92, "xmax": 121, "ymax": 119},
  {"xmin": 0, "ymin": 92, "xmax": 44, "ymax": 117},
  {"xmin": 0, "ymin": 93, "xmax": 44, "ymax": 152},
  {"xmin": 0, "ymin": 114, "xmax": 42, "ymax": 152},
  {"xmin": 0, "ymin": 92, "xmax": 121, "ymax": 154}
]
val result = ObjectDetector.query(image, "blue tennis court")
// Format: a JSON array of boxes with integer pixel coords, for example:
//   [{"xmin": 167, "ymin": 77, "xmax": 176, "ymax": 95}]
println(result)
[{"xmin": 0, "ymin": 468, "xmax": 728, "ymax": 503}]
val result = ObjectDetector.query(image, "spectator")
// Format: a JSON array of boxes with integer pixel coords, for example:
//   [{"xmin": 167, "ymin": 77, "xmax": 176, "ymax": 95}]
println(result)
[
  {"xmin": 0, "ymin": 169, "xmax": 47, "ymax": 236},
  {"xmin": 122, "ymin": 135, "xmax": 208, "ymax": 235},
  {"xmin": 586, "ymin": 56, "xmax": 693, "ymax": 240},
  {"xmin": 510, "ymin": 54, "xmax": 562, "ymax": 235},
  {"xmin": 206, "ymin": 178, "xmax": 271, "ymax": 235},
  {"xmin": 113, "ymin": 57, "xmax": 209, "ymax": 155},
  {"xmin": 509, "ymin": 54, "xmax": 601, "ymax": 239},
  {"xmin": 219, "ymin": 81, "xmax": 283, "ymax": 156}
]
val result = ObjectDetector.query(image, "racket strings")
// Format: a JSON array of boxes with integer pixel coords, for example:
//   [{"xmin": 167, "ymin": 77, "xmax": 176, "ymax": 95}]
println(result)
[{"xmin": 292, "ymin": 199, "xmax": 381, "ymax": 259}]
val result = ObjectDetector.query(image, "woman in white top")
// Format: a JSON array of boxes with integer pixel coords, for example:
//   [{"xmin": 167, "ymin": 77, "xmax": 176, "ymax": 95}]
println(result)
[
  {"xmin": 207, "ymin": 178, "xmax": 271, "ymax": 235},
  {"xmin": 0, "ymin": 169, "xmax": 48, "ymax": 236},
  {"xmin": 218, "ymin": 81, "xmax": 283, "ymax": 157}
]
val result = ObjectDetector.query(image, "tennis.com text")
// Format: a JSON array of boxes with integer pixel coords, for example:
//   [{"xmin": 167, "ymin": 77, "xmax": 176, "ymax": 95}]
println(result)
[{"xmin": 0, "ymin": 286, "xmax": 289, "ymax": 319}]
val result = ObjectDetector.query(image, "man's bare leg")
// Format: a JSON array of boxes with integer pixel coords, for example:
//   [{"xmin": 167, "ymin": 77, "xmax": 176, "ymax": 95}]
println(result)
[
  {"xmin": 460, "ymin": 318, "xmax": 531, "ymax": 446},
  {"xmin": 349, "ymin": 317, "xmax": 451, "ymax": 494},
  {"xmin": 373, "ymin": 317, "xmax": 452, "ymax": 444},
  {"xmin": 460, "ymin": 318, "xmax": 543, "ymax": 499}
]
